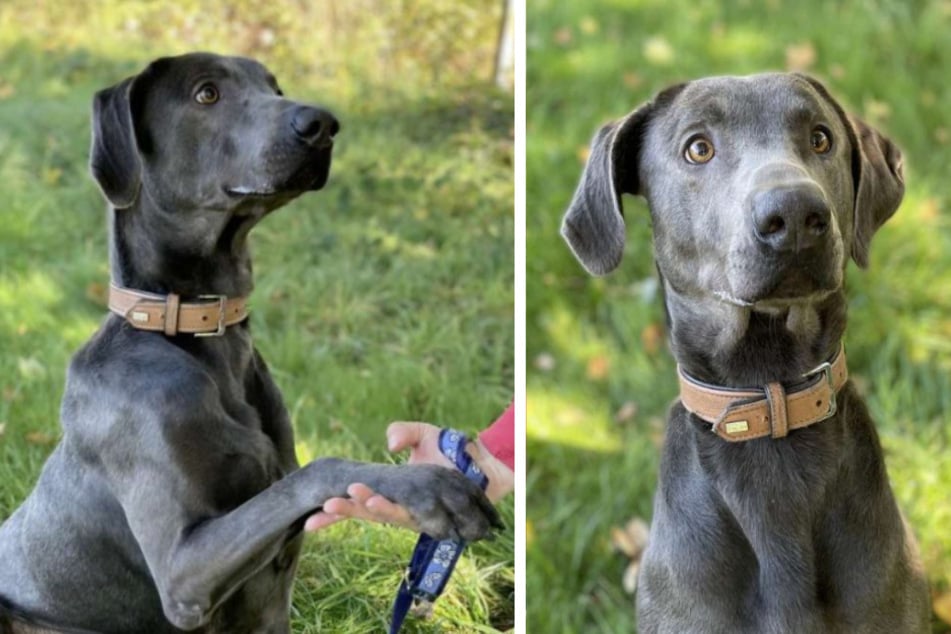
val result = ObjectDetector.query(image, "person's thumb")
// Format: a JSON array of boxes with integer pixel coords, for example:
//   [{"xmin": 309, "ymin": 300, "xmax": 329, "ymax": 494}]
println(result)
[{"xmin": 386, "ymin": 421, "xmax": 425, "ymax": 453}]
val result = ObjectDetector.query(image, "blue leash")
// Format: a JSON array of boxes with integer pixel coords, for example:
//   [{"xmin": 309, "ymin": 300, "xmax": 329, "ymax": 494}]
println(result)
[{"xmin": 389, "ymin": 429, "xmax": 487, "ymax": 634}]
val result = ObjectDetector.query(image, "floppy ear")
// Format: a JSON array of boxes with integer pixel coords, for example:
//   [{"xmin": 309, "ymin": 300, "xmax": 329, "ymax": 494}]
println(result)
[
  {"xmin": 847, "ymin": 116, "xmax": 904, "ymax": 267},
  {"xmin": 90, "ymin": 77, "xmax": 143, "ymax": 209},
  {"xmin": 797, "ymin": 75, "xmax": 905, "ymax": 268},
  {"xmin": 560, "ymin": 100, "xmax": 658, "ymax": 276}
]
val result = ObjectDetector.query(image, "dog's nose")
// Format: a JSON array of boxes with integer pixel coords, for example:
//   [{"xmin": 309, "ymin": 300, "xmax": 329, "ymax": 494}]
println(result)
[
  {"xmin": 752, "ymin": 184, "xmax": 830, "ymax": 252},
  {"xmin": 291, "ymin": 106, "xmax": 340, "ymax": 148}
]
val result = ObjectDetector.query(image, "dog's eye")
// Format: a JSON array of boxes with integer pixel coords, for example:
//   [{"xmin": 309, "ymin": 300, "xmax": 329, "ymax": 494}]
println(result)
[
  {"xmin": 195, "ymin": 83, "xmax": 220, "ymax": 105},
  {"xmin": 684, "ymin": 136, "xmax": 715, "ymax": 164},
  {"xmin": 811, "ymin": 127, "xmax": 832, "ymax": 154}
]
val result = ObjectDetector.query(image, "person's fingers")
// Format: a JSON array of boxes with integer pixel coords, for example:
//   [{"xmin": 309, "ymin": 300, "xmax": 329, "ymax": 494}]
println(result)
[
  {"xmin": 323, "ymin": 497, "xmax": 362, "ymax": 517},
  {"xmin": 304, "ymin": 512, "xmax": 343, "ymax": 532},
  {"xmin": 346, "ymin": 482, "xmax": 377, "ymax": 503},
  {"xmin": 365, "ymin": 495, "xmax": 415, "ymax": 526},
  {"xmin": 386, "ymin": 421, "xmax": 428, "ymax": 453}
]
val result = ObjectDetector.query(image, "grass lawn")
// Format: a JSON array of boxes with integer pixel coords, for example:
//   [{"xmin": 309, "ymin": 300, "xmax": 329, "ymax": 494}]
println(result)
[
  {"xmin": 0, "ymin": 2, "xmax": 513, "ymax": 632},
  {"xmin": 527, "ymin": 0, "xmax": 951, "ymax": 631}
]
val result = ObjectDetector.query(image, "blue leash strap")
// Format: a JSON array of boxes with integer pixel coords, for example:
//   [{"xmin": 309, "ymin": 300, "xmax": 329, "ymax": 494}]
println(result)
[{"xmin": 389, "ymin": 428, "xmax": 488, "ymax": 634}]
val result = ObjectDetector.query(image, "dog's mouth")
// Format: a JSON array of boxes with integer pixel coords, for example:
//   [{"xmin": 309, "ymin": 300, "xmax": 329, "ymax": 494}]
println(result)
[{"xmin": 225, "ymin": 148, "xmax": 333, "ymax": 198}]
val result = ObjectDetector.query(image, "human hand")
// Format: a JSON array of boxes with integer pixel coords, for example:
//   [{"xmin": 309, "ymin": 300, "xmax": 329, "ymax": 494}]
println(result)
[{"xmin": 304, "ymin": 422, "xmax": 512, "ymax": 533}]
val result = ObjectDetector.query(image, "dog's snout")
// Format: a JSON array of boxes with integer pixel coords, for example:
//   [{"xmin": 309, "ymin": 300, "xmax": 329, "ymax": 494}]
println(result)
[
  {"xmin": 752, "ymin": 185, "xmax": 830, "ymax": 252},
  {"xmin": 291, "ymin": 106, "xmax": 340, "ymax": 148}
]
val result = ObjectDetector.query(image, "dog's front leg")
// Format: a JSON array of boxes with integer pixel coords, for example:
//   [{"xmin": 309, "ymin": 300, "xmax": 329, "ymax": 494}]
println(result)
[{"xmin": 114, "ymin": 458, "xmax": 498, "ymax": 630}]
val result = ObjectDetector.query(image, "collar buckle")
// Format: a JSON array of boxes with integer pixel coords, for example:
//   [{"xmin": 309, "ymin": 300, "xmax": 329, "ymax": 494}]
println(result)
[
  {"xmin": 802, "ymin": 360, "xmax": 837, "ymax": 421},
  {"xmin": 195, "ymin": 294, "xmax": 227, "ymax": 337}
]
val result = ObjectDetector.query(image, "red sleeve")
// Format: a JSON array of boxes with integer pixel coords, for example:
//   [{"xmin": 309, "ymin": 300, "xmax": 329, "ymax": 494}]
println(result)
[{"xmin": 478, "ymin": 403, "xmax": 514, "ymax": 471}]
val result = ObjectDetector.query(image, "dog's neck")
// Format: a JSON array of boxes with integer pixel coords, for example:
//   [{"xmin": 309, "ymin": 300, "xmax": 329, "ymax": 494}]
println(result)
[
  {"xmin": 662, "ymin": 281, "xmax": 847, "ymax": 388},
  {"xmin": 108, "ymin": 197, "xmax": 264, "ymax": 298}
]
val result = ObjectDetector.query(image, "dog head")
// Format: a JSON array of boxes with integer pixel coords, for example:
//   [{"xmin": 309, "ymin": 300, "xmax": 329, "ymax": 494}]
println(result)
[
  {"xmin": 562, "ymin": 73, "xmax": 903, "ymax": 314},
  {"xmin": 90, "ymin": 52, "xmax": 338, "ymax": 214}
]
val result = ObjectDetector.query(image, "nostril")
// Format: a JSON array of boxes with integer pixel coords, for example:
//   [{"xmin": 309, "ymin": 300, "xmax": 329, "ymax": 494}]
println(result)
[
  {"xmin": 292, "ymin": 111, "xmax": 322, "ymax": 139},
  {"xmin": 804, "ymin": 211, "xmax": 828, "ymax": 235},
  {"xmin": 763, "ymin": 215, "xmax": 786, "ymax": 236},
  {"xmin": 328, "ymin": 118, "xmax": 340, "ymax": 137}
]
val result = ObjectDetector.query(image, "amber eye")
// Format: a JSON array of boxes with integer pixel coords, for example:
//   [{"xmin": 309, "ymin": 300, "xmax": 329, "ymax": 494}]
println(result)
[
  {"xmin": 195, "ymin": 83, "xmax": 219, "ymax": 105},
  {"xmin": 684, "ymin": 135, "xmax": 715, "ymax": 164},
  {"xmin": 811, "ymin": 127, "xmax": 832, "ymax": 154}
]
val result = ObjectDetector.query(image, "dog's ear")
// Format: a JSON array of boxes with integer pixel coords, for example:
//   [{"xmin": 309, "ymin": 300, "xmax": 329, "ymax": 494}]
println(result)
[
  {"xmin": 847, "ymin": 116, "xmax": 904, "ymax": 267},
  {"xmin": 797, "ymin": 74, "xmax": 904, "ymax": 268},
  {"xmin": 90, "ymin": 77, "xmax": 143, "ymax": 209},
  {"xmin": 561, "ymin": 86, "xmax": 683, "ymax": 276}
]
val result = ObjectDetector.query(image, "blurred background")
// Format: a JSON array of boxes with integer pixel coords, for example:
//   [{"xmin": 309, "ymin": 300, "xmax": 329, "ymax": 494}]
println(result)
[
  {"xmin": 527, "ymin": 0, "xmax": 951, "ymax": 631},
  {"xmin": 0, "ymin": 1, "xmax": 513, "ymax": 632}
]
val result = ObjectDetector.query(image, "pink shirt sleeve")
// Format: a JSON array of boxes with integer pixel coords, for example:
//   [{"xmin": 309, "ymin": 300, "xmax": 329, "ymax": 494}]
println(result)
[{"xmin": 478, "ymin": 403, "xmax": 514, "ymax": 471}]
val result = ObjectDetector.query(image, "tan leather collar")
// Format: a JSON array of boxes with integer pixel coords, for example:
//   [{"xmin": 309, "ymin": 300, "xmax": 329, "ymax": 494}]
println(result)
[
  {"xmin": 107, "ymin": 283, "xmax": 249, "ymax": 337},
  {"xmin": 678, "ymin": 345, "xmax": 848, "ymax": 442}
]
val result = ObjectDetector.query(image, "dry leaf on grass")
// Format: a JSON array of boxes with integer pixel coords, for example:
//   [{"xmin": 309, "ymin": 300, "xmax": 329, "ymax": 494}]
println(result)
[
  {"xmin": 534, "ymin": 353, "xmax": 556, "ymax": 372},
  {"xmin": 614, "ymin": 401, "xmax": 638, "ymax": 423},
  {"xmin": 25, "ymin": 431, "xmax": 57, "ymax": 446},
  {"xmin": 610, "ymin": 517, "xmax": 650, "ymax": 594},
  {"xmin": 934, "ymin": 589, "xmax": 951, "ymax": 625},
  {"xmin": 586, "ymin": 355, "xmax": 610, "ymax": 381},
  {"xmin": 785, "ymin": 42, "xmax": 816, "ymax": 71}
]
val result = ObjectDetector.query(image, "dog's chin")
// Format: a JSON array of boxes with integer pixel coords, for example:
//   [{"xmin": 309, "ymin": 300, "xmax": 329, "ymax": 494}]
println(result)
[{"xmin": 717, "ymin": 268, "xmax": 842, "ymax": 315}]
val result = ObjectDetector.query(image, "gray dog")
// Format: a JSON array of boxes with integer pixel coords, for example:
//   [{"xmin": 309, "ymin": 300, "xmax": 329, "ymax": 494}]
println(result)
[
  {"xmin": 0, "ymin": 53, "xmax": 500, "ymax": 634},
  {"xmin": 562, "ymin": 74, "xmax": 929, "ymax": 633}
]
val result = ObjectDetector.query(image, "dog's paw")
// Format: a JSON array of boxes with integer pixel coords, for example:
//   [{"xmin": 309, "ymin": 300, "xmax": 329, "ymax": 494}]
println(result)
[{"xmin": 378, "ymin": 464, "xmax": 503, "ymax": 541}]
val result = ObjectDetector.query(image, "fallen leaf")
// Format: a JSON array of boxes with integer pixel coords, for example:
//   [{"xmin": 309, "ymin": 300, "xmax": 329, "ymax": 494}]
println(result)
[
  {"xmin": 576, "ymin": 145, "xmax": 591, "ymax": 164},
  {"xmin": 829, "ymin": 64, "xmax": 846, "ymax": 79},
  {"xmin": 611, "ymin": 518, "xmax": 650, "ymax": 595},
  {"xmin": 534, "ymin": 353, "xmax": 556, "ymax": 372},
  {"xmin": 935, "ymin": 128, "xmax": 949, "ymax": 144},
  {"xmin": 25, "ymin": 431, "xmax": 56, "ymax": 446},
  {"xmin": 641, "ymin": 323, "xmax": 664, "ymax": 355},
  {"xmin": 554, "ymin": 27, "xmax": 572, "ymax": 45},
  {"xmin": 614, "ymin": 401, "xmax": 638, "ymax": 423},
  {"xmin": 622, "ymin": 560, "xmax": 640, "ymax": 595},
  {"xmin": 622, "ymin": 72, "xmax": 642, "ymax": 90},
  {"xmin": 86, "ymin": 281, "xmax": 108, "ymax": 306},
  {"xmin": 0, "ymin": 422, "xmax": 6, "ymax": 436},
  {"xmin": 586, "ymin": 355, "xmax": 610, "ymax": 380},
  {"xmin": 785, "ymin": 42, "xmax": 816, "ymax": 71},
  {"xmin": 934, "ymin": 589, "xmax": 951, "ymax": 625}
]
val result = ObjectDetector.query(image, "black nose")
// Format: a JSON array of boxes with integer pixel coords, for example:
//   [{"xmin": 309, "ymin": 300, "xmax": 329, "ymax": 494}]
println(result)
[
  {"xmin": 752, "ymin": 184, "xmax": 830, "ymax": 252},
  {"xmin": 291, "ymin": 106, "xmax": 340, "ymax": 148}
]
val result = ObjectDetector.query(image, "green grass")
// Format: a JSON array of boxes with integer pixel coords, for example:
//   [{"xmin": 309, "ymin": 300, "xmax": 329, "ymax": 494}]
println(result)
[
  {"xmin": 527, "ymin": 1, "xmax": 951, "ymax": 631},
  {"xmin": 0, "ymin": 1, "xmax": 513, "ymax": 632}
]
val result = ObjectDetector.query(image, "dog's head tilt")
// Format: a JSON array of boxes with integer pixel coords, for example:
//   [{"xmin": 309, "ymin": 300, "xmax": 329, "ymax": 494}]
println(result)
[
  {"xmin": 90, "ymin": 52, "xmax": 339, "ymax": 296},
  {"xmin": 563, "ymin": 73, "xmax": 904, "ymax": 384}
]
